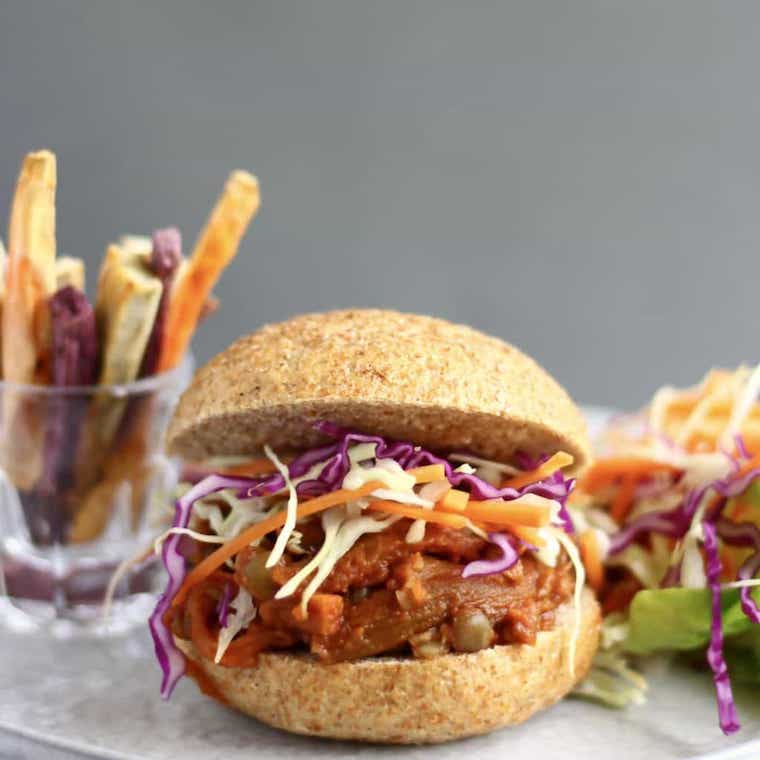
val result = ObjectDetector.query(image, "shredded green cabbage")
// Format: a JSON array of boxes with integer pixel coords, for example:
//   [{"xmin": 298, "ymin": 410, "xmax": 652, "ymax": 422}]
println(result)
[
  {"xmin": 574, "ymin": 651, "xmax": 647, "ymax": 708},
  {"xmin": 297, "ymin": 513, "xmax": 400, "ymax": 615},
  {"xmin": 274, "ymin": 507, "xmax": 345, "ymax": 601},
  {"xmin": 554, "ymin": 527, "xmax": 585, "ymax": 679},
  {"xmin": 343, "ymin": 457, "xmax": 416, "ymax": 492},
  {"xmin": 264, "ymin": 445, "xmax": 299, "ymax": 568},
  {"xmin": 214, "ymin": 587, "xmax": 257, "ymax": 663}
]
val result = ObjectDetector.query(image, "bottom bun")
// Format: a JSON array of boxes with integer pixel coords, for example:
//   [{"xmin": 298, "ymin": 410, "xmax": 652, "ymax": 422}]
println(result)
[{"xmin": 176, "ymin": 587, "xmax": 601, "ymax": 744}]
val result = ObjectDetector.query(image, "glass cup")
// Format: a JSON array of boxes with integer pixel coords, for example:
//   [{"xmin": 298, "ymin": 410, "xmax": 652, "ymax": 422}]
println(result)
[{"xmin": 0, "ymin": 356, "xmax": 192, "ymax": 636}]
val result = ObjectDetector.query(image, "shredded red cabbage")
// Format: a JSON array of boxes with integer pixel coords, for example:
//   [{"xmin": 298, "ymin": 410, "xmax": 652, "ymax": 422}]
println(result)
[
  {"xmin": 715, "ymin": 518, "xmax": 760, "ymax": 624},
  {"xmin": 659, "ymin": 561, "xmax": 682, "ymax": 588},
  {"xmin": 514, "ymin": 451, "xmax": 550, "ymax": 470},
  {"xmin": 714, "ymin": 468, "xmax": 760, "ymax": 499},
  {"xmin": 610, "ymin": 463, "xmax": 760, "ymax": 556},
  {"xmin": 312, "ymin": 422, "xmax": 576, "ymax": 531},
  {"xmin": 148, "ymin": 474, "xmax": 255, "ymax": 699},
  {"xmin": 720, "ymin": 447, "xmax": 741, "ymax": 474},
  {"xmin": 216, "ymin": 581, "xmax": 233, "ymax": 628},
  {"xmin": 609, "ymin": 509, "xmax": 690, "ymax": 555},
  {"xmin": 183, "ymin": 424, "xmax": 575, "ymax": 520},
  {"xmin": 737, "ymin": 552, "xmax": 760, "ymax": 623},
  {"xmin": 702, "ymin": 521, "xmax": 741, "ymax": 735},
  {"xmin": 634, "ymin": 477, "xmax": 674, "ymax": 501},
  {"xmin": 609, "ymin": 484, "xmax": 709, "ymax": 555},
  {"xmin": 462, "ymin": 533, "xmax": 519, "ymax": 578},
  {"xmin": 733, "ymin": 434, "xmax": 751, "ymax": 461}
]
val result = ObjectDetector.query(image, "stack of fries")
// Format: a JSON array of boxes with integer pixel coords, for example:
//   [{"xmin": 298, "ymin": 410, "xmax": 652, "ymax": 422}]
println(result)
[{"xmin": 0, "ymin": 149, "xmax": 259, "ymax": 546}]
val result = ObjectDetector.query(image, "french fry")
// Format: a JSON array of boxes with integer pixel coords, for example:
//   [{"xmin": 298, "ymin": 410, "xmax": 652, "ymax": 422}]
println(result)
[
  {"xmin": 157, "ymin": 170, "xmax": 260, "ymax": 371},
  {"xmin": 73, "ymin": 243, "xmax": 163, "ymax": 492},
  {"xmin": 72, "ymin": 231, "xmax": 181, "ymax": 542},
  {"xmin": 199, "ymin": 292, "xmax": 220, "ymax": 322},
  {"xmin": 0, "ymin": 238, "xmax": 6, "ymax": 379},
  {"xmin": 37, "ymin": 287, "xmax": 98, "ymax": 500},
  {"xmin": 3, "ymin": 149, "xmax": 57, "ymax": 384},
  {"xmin": 1, "ymin": 151, "xmax": 58, "ymax": 490},
  {"xmin": 49, "ymin": 286, "xmax": 98, "ymax": 386},
  {"xmin": 139, "ymin": 228, "xmax": 182, "ymax": 377},
  {"xmin": 69, "ymin": 457, "xmax": 153, "ymax": 543},
  {"xmin": 118, "ymin": 235, "xmax": 152, "ymax": 256},
  {"xmin": 95, "ymin": 243, "xmax": 162, "ymax": 387},
  {"xmin": 120, "ymin": 233, "xmax": 220, "ymax": 333},
  {"xmin": 171, "ymin": 258, "xmax": 220, "ymax": 327},
  {"xmin": 55, "ymin": 257, "xmax": 85, "ymax": 291}
]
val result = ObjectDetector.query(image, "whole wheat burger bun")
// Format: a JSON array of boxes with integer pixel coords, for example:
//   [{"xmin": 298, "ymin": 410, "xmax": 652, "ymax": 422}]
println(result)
[
  {"xmin": 167, "ymin": 308, "xmax": 591, "ymax": 469},
  {"xmin": 175, "ymin": 589, "xmax": 600, "ymax": 744}
]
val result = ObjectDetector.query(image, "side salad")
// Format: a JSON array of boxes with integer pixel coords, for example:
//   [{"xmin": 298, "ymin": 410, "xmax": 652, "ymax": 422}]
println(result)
[{"xmin": 571, "ymin": 365, "xmax": 760, "ymax": 735}]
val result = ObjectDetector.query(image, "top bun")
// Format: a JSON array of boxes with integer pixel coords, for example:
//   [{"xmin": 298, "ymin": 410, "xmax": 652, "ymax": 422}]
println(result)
[{"xmin": 168, "ymin": 309, "xmax": 590, "ymax": 469}]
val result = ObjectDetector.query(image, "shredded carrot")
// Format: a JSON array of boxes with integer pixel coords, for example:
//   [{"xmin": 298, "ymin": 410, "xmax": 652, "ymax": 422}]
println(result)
[
  {"xmin": 581, "ymin": 458, "xmax": 680, "ymax": 493},
  {"xmin": 610, "ymin": 474, "xmax": 638, "ymax": 524},
  {"xmin": 685, "ymin": 435, "xmax": 715, "ymax": 454},
  {"xmin": 408, "ymin": 464, "xmax": 446, "ymax": 484},
  {"xmin": 171, "ymin": 481, "xmax": 385, "ymax": 608},
  {"xmin": 720, "ymin": 548, "xmax": 737, "ymax": 583},
  {"xmin": 439, "ymin": 488, "xmax": 469, "ymax": 512},
  {"xmin": 501, "ymin": 451, "xmax": 574, "ymax": 490},
  {"xmin": 494, "ymin": 522, "xmax": 547, "ymax": 548},
  {"xmin": 578, "ymin": 530, "xmax": 605, "ymax": 592},
  {"xmin": 456, "ymin": 498, "xmax": 552, "ymax": 527},
  {"xmin": 368, "ymin": 500, "xmax": 469, "ymax": 529},
  {"xmin": 736, "ymin": 452, "xmax": 760, "ymax": 478},
  {"xmin": 730, "ymin": 500, "xmax": 756, "ymax": 522},
  {"xmin": 737, "ymin": 437, "xmax": 760, "ymax": 456}
]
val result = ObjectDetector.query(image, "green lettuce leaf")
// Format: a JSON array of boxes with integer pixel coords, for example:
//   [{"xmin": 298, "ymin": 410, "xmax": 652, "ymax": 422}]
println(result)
[
  {"xmin": 725, "ymin": 628, "xmax": 760, "ymax": 685},
  {"xmin": 742, "ymin": 481, "xmax": 760, "ymax": 507},
  {"xmin": 624, "ymin": 587, "xmax": 760, "ymax": 655}
]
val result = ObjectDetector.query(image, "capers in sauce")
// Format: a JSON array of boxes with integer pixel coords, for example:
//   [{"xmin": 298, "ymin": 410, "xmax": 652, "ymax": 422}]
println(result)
[
  {"xmin": 451, "ymin": 611, "xmax": 495, "ymax": 653},
  {"xmin": 243, "ymin": 549, "xmax": 278, "ymax": 600},
  {"xmin": 349, "ymin": 587, "xmax": 370, "ymax": 603}
]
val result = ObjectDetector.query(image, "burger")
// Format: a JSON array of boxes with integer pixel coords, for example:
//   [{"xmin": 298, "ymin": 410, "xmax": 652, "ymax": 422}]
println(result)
[{"xmin": 150, "ymin": 309, "xmax": 600, "ymax": 743}]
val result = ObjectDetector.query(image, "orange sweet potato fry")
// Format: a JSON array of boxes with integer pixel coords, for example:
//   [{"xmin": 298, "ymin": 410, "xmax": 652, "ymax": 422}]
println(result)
[{"xmin": 157, "ymin": 171, "xmax": 259, "ymax": 371}]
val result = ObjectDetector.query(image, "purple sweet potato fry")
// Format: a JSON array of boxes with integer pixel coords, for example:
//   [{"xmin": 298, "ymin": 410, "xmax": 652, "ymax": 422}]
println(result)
[
  {"xmin": 139, "ymin": 227, "xmax": 182, "ymax": 377},
  {"xmin": 35, "ymin": 287, "xmax": 98, "ymax": 514},
  {"xmin": 49, "ymin": 286, "xmax": 98, "ymax": 386}
]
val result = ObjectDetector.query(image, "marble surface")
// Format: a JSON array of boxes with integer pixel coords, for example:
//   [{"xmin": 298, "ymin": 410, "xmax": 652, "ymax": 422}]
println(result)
[{"xmin": 0, "ymin": 622, "xmax": 758, "ymax": 760}]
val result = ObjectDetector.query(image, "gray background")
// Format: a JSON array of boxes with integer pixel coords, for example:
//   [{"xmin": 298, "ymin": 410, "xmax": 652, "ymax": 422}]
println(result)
[
  {"xmin": 0, "ymin": 8, "xmax": 758, "ymax": 758},
  {"xmin": 1, "ymin": 0, "xmax": 759, "ymax": 408}
]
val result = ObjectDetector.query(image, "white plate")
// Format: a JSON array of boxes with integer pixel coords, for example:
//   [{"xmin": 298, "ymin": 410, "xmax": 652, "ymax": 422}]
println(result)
[{"xmin": 0, "ymin": 407, "xmax": 758, "ymax": 760}]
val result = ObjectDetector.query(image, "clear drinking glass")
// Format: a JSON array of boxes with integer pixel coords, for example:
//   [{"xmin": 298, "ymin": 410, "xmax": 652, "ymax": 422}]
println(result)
[{"xmin": 0, "ymin": 356, "xmax": 192, "ymax": 636}]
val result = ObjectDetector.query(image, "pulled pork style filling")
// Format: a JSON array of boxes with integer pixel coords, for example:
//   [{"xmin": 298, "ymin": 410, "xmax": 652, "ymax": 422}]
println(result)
[{"xmin": 171, "ymin": 517, "xmax": 574, "ymax": 666}]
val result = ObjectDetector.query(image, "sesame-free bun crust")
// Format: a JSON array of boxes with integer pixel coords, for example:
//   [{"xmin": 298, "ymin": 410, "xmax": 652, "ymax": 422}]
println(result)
[
  {"xmin": 176, "ymin": 588, "xmax": 599, "ymax": 744},
  {"xmin": 168, "ymin": 309, "xmax": 590, "ymax": 469}
]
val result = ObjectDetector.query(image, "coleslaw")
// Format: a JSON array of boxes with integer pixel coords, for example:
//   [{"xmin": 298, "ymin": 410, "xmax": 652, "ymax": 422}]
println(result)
[
  {"xmin": 149, "ymin": 422, "xmax": 582, "ymax": 698},
  {"xmin": 571, "ymin": 365, "xmax": 760, "ymax": 735}
]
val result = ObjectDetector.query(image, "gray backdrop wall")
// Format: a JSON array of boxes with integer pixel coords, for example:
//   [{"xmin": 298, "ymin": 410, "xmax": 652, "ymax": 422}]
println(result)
[{"xmin": 1, "ymin": 1, "xmax": 758, "ymax": 409}]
